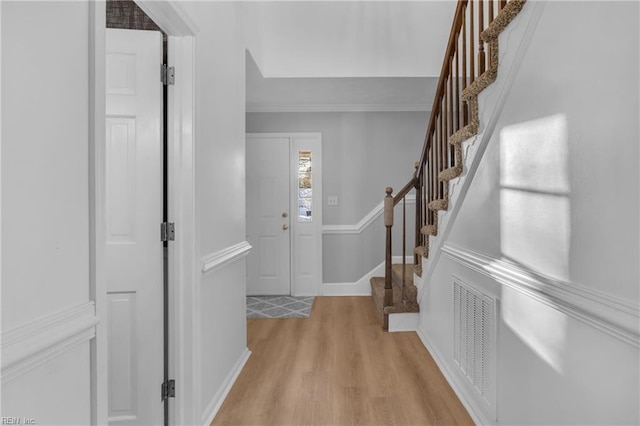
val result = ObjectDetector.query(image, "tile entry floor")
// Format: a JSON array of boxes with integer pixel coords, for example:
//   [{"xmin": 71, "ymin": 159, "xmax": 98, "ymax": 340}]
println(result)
[{"xmin": 246, "ymin": 296, "xmax": 315, "ymax": 318}]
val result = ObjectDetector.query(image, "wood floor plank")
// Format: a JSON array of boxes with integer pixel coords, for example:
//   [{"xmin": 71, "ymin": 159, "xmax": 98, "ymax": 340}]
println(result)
[{"xmin": 212, "ymin": 296, "xmax": 474, "ymax": 426}]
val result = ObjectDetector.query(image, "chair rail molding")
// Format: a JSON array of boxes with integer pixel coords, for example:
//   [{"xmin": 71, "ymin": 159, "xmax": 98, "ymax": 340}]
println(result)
[
  {"xmin": 1, "ymin": 301, "xmax": 99, "ymax": 382},
  {"xmin": 201, "ymin": 241, "xmax": 252, "ymax": 275},
  {"xmin": 323, "ymin": 195, "xmax": 415, "ymax": 235},
  {"xmin": 442, "ymin": 243, "xmax": 640, "ymax": 348}
]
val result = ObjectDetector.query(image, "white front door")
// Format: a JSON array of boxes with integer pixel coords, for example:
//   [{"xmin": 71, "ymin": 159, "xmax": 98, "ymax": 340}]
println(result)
[
  {"xmin": 246, "ymin": 134, "xmax": 323, "ymax": 296},
  {"xmin": 246, "ymin": 136, "xmax": 291, "ymax": 295},
  {"xmin": 105, "ymin": 28, "xmax": 164, "ymax": 426}
]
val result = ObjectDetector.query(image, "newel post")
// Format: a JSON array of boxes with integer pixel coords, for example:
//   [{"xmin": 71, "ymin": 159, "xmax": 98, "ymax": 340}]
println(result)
[{"xmin": 383, "ymin": 187, "xmax": 394, "ymax": 317}]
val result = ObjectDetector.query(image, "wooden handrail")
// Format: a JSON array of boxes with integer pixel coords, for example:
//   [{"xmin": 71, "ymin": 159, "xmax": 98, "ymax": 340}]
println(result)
[
  {"xmin": 392, "ymin": 176, "xmax": 418, "ymax": 206},
  {"xmin": 417, "ymin": 0, "xmax": 468, "ymax": 177}
]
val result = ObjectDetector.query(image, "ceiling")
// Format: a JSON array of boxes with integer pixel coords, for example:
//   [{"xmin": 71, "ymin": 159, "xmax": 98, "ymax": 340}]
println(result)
[
  {"xmin": 244, "ymin": 1, "xmax": 456, "ymax": 112},
  {"xmin": 246, "ymin": 53, "xmax": 439, "ymax": 112}
]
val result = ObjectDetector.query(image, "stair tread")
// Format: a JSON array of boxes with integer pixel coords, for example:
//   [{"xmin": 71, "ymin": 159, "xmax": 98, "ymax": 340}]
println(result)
[
  {"xmin": 370, "ymin": 276, "xmax": 385, "ymax": 301},
  {"xmin": 370, "ymin": 264, "xmax": 419, "ymax": 323},
  {"xmin": 370, "ymin": 277, "xmax": 386, "ymax": 320},
  {"xmin": 428, "ymin": 198, "xmax": 448, "ymax": 211},
  {"xmin": 370, "ymin": 277, "xmax": 402, "ymax": 313},
  {"xmin": 370, "ymin": 276, "xmax": 403, "ymax": 306},
  {"xmin": 415, "ymin": 246, "xmax": 428, "ymax": 258},
  {"xmin": 385, "ymin": 303, "xmax": 419, "ymax": 314},
  {"xmin": 421, "ymin": 224, "xmax": 437, "ymax": 236},
  {"xmin": 371, "ymin": 275, "xmax": 419, "ymax": 315},
  {"xmin": 391, "ymin": 263, "xmax": 414, "ymax": 287}
]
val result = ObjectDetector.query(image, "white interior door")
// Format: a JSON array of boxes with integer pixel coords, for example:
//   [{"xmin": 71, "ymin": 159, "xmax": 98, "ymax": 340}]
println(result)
[
  {"xmin": 246, "ymin": 136, "xmax": 291, "ymax": 295},
  {"xmin": 105, "ymin": 28, "xmax": 163, "ymax": 426}
]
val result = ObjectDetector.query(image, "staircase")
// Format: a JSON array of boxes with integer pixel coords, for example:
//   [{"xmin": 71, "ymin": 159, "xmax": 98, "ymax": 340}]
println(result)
[
  {"xmin": 370, "ymin": 0, "xmax": 527, "ymax": 330},
  {"xmin": 371, "ymin": 263, "xmax": 419, "ymax": 327}
]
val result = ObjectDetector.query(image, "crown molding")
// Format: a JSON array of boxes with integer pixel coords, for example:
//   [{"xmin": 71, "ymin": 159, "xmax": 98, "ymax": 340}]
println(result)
[{"xmin": 247, "ymin": 103, "xmax": 430, "ymax": 113}]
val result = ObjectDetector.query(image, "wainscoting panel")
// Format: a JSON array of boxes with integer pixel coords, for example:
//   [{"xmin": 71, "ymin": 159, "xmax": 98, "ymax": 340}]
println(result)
[
  {"xmin": 443, "ymin": 244, "xmax": 640, "ymax": 348},
  {"xmin": 1, "ymin": 301, "xmax": 98, "ymax": 383}
]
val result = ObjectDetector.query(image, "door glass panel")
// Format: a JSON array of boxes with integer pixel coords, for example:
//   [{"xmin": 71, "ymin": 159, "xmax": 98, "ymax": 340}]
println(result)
[{"xmin": 298, "ymin": 151, "xmax": 312, "ymax": 222}]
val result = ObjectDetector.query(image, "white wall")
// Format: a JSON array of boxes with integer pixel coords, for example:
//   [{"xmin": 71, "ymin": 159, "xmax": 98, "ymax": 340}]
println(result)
[
  {"xmin": 419, "ymin": 2, "xmax": 639, "ymax": 424},
  {"xmin": 2, "ymin": 2, "xmax": 252, "ymax": 425},
  {"xmin": 247, "ymin": 111, "xmax": 424, "ymax": 283},
  {"xmin": 177, "ymin": 2, "xmax": 250, "ymax": 423},
  {"xmin": 242, "ymin": 1, "xmax": 456, "ymax": 78},
  {"xmin": 1, "ymin": 1, "xmax": 94, "ymax": 424}
]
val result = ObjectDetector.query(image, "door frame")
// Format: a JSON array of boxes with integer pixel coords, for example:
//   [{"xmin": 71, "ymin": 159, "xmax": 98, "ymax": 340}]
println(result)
[
  {"xmin": 246, "ymin": 133, "xmax": 323, "ymax": 296},
  {"xmin": 89, "ymin": 2, "xmax": 199, "ymax": 425}
]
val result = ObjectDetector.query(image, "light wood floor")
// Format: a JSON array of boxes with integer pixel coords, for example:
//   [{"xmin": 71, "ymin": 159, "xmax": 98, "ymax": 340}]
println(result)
[{"xmin": 212, "ymin": 296, "xmax": 474, "ymax": 426}]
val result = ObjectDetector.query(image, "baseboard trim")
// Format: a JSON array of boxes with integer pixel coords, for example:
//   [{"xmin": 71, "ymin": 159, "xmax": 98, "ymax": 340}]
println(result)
[
  {"xmin": 322, "ymin": 262, "xmax": 382, "ymax": 296},
  {"xmin": 201, "ymin": 347, "xmax": 251, "ymax": 426},
  {"xmin": 320, "ymin": 284, "xmax": 371, "ymax": 296},
  {"xmin": 322, "ymin": 256, "xmax": 413, "ymax": 296},
  {"xmin": 443, "ymin": 243, "xmax": 640, "ymax": 348},
  {"xmin": 1, "ymin": 301, "xmax": 98, "ymax": 382},
  {"xmin": 323, "ymin": 195, "xmax": 415, "ymax": 235},
  {"xmin": 201, "ymin": 241, "xmax": 252, "ymax": 275},
  {"xmin": 416, "ymin": 327, "xmax": 495, "ymax": 425}
]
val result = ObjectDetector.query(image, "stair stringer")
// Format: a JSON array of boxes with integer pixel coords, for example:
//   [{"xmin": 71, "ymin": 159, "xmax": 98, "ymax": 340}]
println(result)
[{"xmin": 415, "ymin": 1, "xmax": 547, "ymax": 305}]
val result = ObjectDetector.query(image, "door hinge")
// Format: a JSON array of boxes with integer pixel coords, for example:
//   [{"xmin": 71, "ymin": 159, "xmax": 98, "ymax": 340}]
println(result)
[
  {"xmin": 161, "ymin": 379, "xmax": 175, "ymax": 401},
  {"xmin": 161, "ymin": 64, "xmax": 175, "ymax": 85},
  {"xmin": 161, "ymin": 222, "xmax": 175, "ymax": 242}
]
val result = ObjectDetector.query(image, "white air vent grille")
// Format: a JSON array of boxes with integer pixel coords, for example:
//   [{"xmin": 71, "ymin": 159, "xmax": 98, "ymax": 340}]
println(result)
[{"xmin": 453, "ymin": 279, "xmax": 496, "ymax": 413}]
